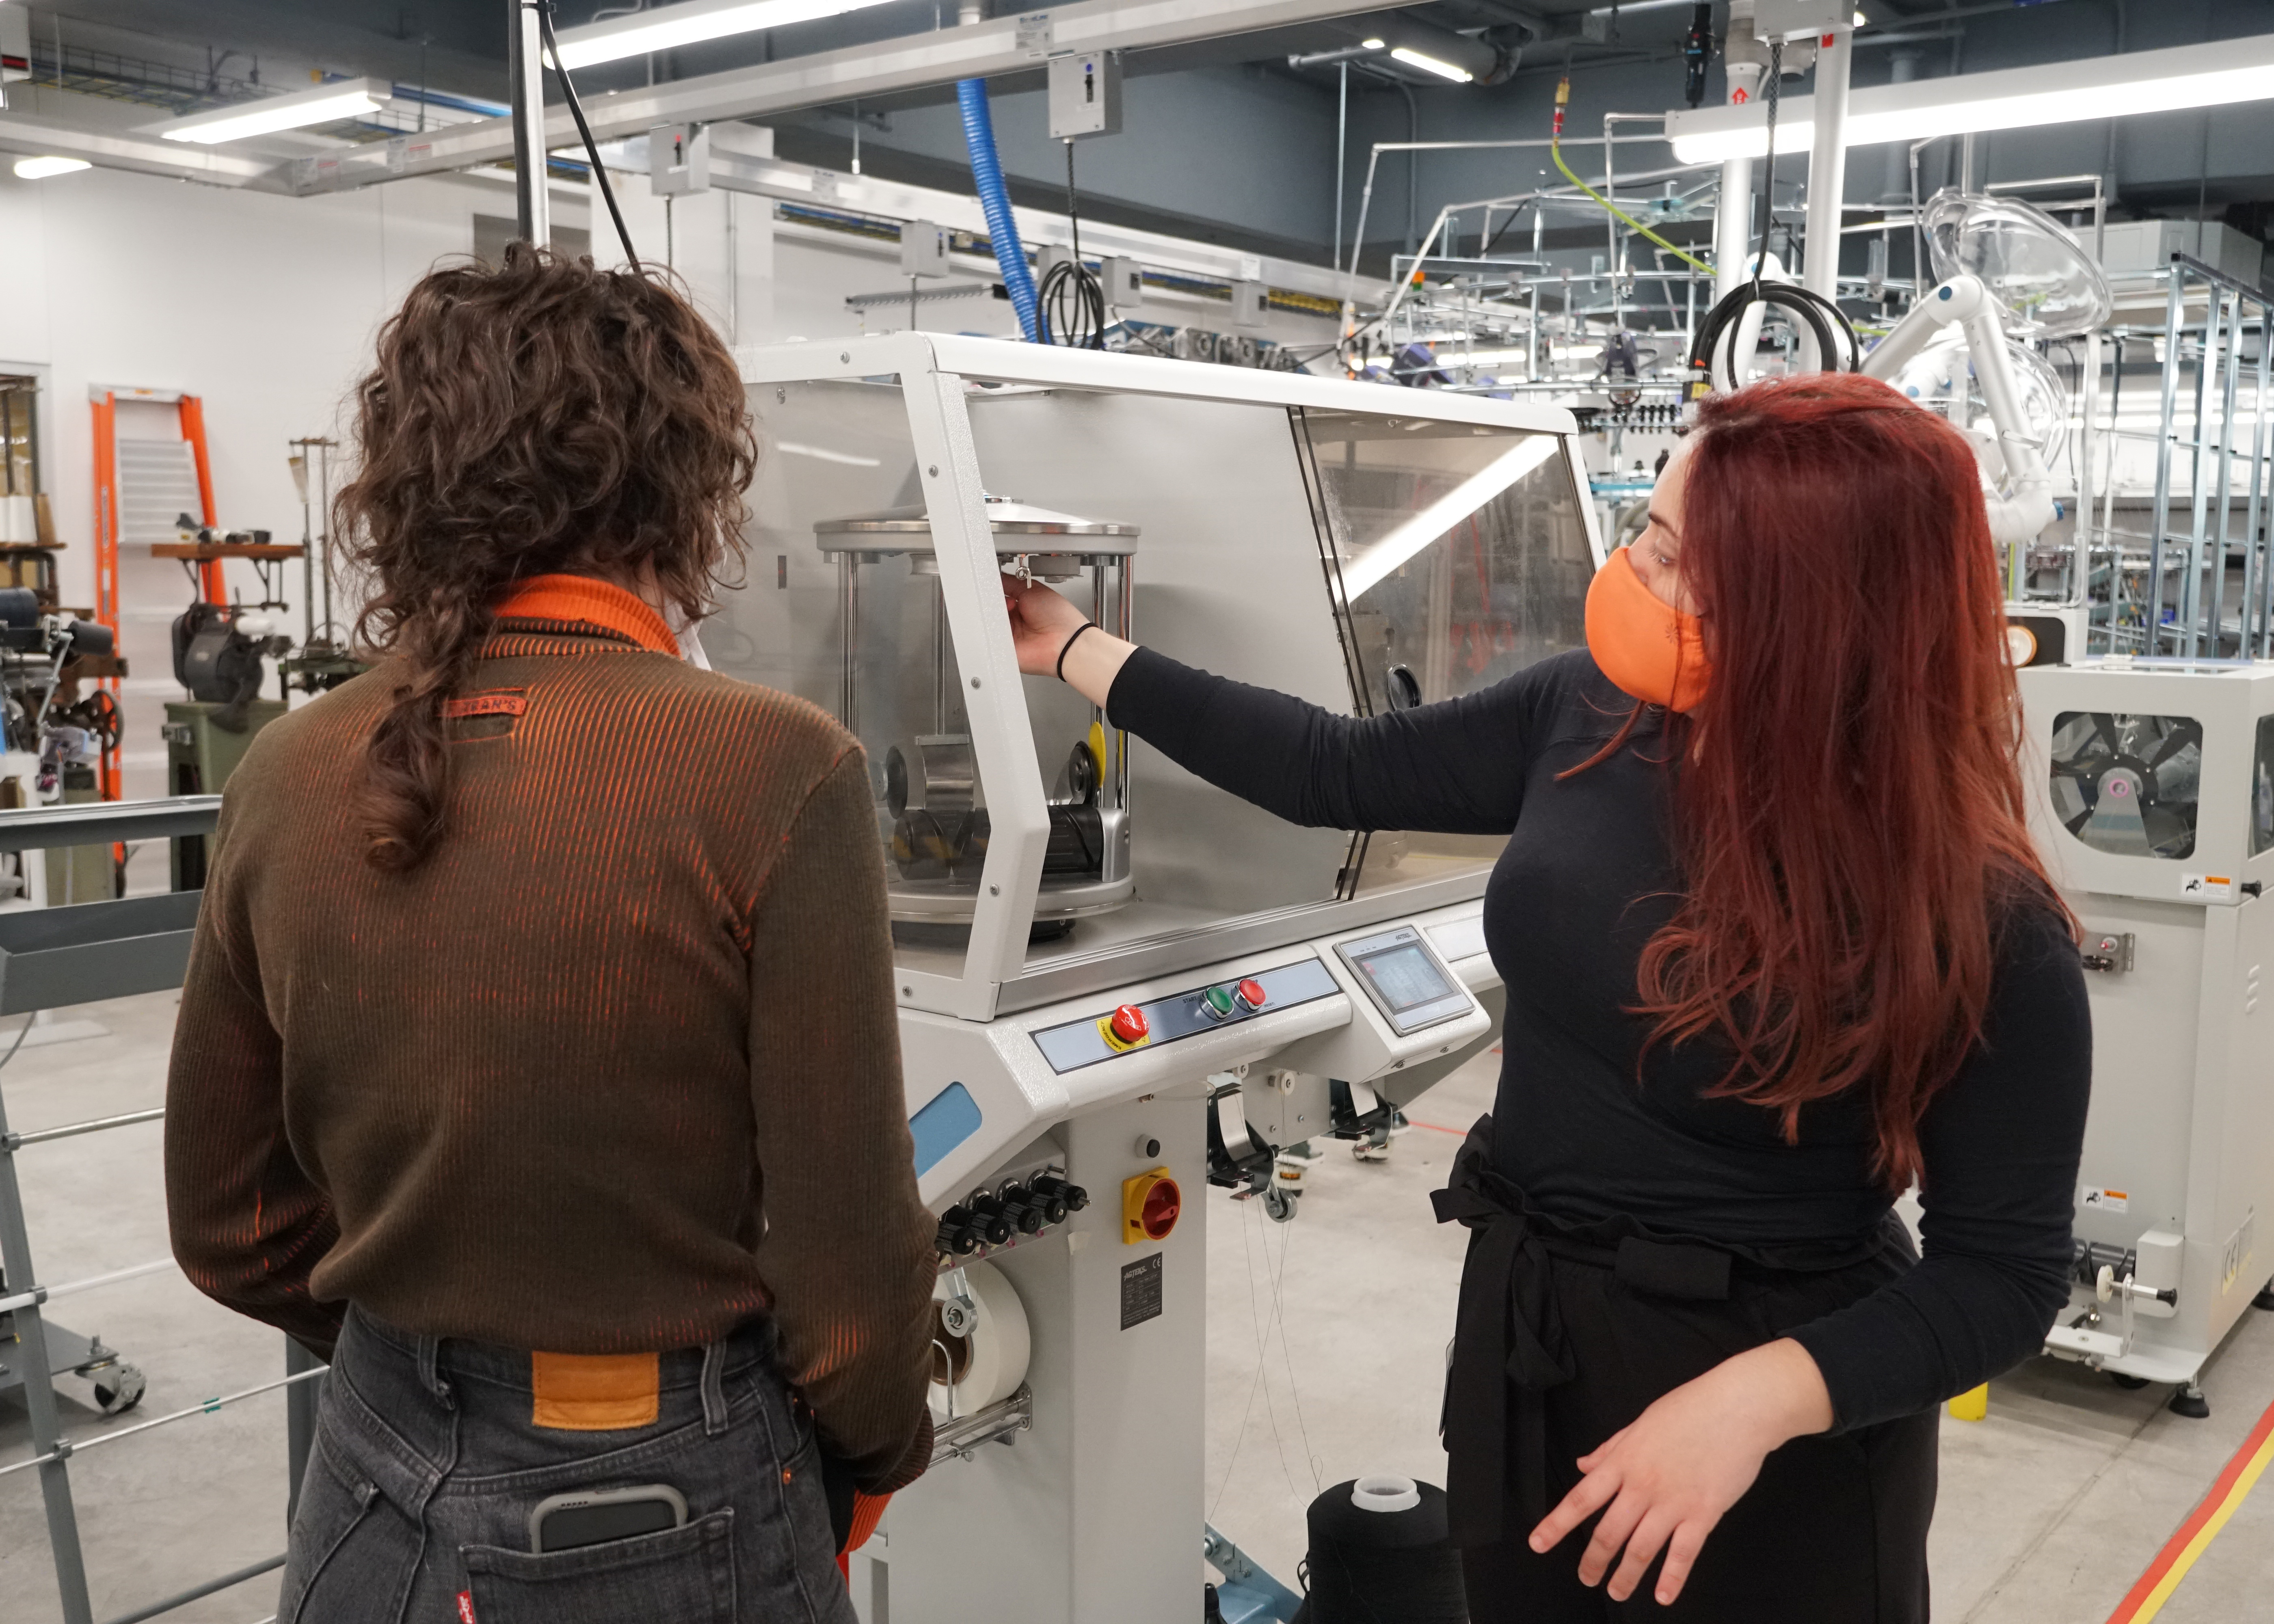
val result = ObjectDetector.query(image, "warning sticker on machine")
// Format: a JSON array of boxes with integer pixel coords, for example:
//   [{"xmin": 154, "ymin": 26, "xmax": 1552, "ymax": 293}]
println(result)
[
  {"xmin": 2082, "ymin": 1186, "xmax": 2131, "ymax": 1213},
  {"xmin": 2182, "ymin": 874, "xmax": 2235, "ymax": 900},
  {"xmin": 1120, "ymin": 1254, "xmax": 1163, "ymax": 1330}
]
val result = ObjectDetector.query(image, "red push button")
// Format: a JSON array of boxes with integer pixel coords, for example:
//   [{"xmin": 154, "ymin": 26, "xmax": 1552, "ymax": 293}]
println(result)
[
  {"xmin": 1110, "ymin": 1004, "xmax": 1149, "ymax": 1045},
  {"xmin": 1234, "ymin": 978, "xmax": 1267, "ymax": 1013}
]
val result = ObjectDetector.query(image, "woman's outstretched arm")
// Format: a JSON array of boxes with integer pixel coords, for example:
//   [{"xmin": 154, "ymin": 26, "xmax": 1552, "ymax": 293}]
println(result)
[{"xmin": 1004, "ymin": 577, "xmax": 1552, "ymax": 836}]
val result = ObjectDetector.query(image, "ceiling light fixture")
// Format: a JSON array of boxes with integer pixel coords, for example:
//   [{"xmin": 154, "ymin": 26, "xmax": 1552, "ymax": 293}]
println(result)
[
  {"xmin": 1391, "ymin": 45, "xmax": 1474, "ymax": 83},
  {"xmin": 149, "ymin": 77, "xmax": 388, "ymax": 144},
  {"xmin": 552, "ymin": 0, "xmax": 899, "ymax": 69},
  {"xmin": 1667, "ymin": 31, "xmax": 2274, "ymax": 162},
  {"xmin": 1362, "ymin": 36, "xmax": 1386, "ymax": 48},
  {"xmin": 13, "ymin": 155, "xmax": 91, "ymax": 179}
]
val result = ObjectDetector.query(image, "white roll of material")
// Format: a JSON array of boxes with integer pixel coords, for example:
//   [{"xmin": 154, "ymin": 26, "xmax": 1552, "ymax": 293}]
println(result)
[{"xmin": 929, "ymin": 1259, "xmax": 1031, "ymax": 1417}]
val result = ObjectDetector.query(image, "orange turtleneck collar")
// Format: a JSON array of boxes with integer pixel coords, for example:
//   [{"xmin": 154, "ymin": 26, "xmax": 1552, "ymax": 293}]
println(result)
[{"xmin": 493, "ymin": 574, "xmax": 680, "ymax": 658}]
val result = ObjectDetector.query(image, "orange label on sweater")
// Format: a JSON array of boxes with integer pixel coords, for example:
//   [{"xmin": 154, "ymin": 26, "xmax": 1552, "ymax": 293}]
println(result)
[
  {"xmin": 530, "ymin": 1350, "xmax": 660, "ymax": 1430},
  {"xmin": 444, "ymin": 693, "xmax": 528, "ymax": 720}
]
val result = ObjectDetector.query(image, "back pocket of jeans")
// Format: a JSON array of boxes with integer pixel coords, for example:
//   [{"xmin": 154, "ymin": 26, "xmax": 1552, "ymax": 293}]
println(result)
[{"xmin": 462, "ymin": 1508, "xmax": 737, "ymax": 1624}]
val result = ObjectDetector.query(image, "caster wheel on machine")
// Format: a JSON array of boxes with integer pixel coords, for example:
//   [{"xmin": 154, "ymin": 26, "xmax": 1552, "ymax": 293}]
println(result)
[
  {"xmin": 2109, "ymin": 1373, "xmax": 2151, "ymax": 1390},
  {"xmin": 2169, "ymin": 1385, "xmax": 2211, "ymax": 1419},
  {"xmin": 94, "ymin": 1364, "xmax": 146, "ymax": 1415},
  {"xmin": 1262, "ymin": 1187, "xmax": 1297, "ymax": 1223}
]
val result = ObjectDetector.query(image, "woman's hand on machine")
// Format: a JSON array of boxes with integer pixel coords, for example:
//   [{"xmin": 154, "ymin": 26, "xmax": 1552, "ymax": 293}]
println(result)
[
  {"xmin": 1526, "ymin": 1337, "xmax": 1835, "ymax": 1606},
  {"xmin": 1002, "ymin": 577, "xmax": 1137, "ymax": 710}
]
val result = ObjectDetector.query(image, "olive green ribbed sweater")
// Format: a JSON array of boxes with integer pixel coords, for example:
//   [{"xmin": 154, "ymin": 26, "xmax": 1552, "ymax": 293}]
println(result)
[{"xmin": 164, "ymin": 615, "xmax": 937, "ymax": 1490}]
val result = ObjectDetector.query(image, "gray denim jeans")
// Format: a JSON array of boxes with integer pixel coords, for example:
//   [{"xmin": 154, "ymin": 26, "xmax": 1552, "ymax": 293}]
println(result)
[{"xmin": 279, "ymin": 1305, "xmax": 856, "ymax": 1624}]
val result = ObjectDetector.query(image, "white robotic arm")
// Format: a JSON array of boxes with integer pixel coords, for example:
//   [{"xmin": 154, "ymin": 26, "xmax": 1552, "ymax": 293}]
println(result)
[{"xmin": 1861, "ymin": 274, "xmax": 2056, "ymax": 549}]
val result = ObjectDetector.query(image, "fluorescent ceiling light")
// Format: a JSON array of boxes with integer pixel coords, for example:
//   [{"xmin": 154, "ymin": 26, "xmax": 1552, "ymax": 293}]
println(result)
[
  {"xmin": 553, "ymin": 0, "xmax": 897, "ymax": 68},
  {"xmin": 1390, "ymin": 46, "xmax": 1473, "ymax": 83},
  {"xmin": 1340, "ymin": 436, "xmax": 1560, "ymax": 598},
  {"xmin": 149, "ymin": 78, "xmax": 388, "ymax": 144},
  {"xmin": 1362, "ymin": 36, "xmax": 1387, "ymax": 48},
  {"xmin": 1667, "ymin": 31, "xmax": 2274, "ymax": 162},
  {"xmin": 13, "ymin": 155, "xmax": 91, "ymax": 179}
]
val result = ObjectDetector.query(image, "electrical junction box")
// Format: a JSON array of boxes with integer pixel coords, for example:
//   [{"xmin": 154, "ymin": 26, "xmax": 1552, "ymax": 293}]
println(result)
[
  {"xmin": 1047, "ymin": 50, "xmax": 1122, "ymax": 139},
  {"xmin": 1104, "ymin": 256, "xmax": 1144, "ymax": 304},
  {"xmin": 1231, "ymin": 280, "xmax": 1271, "ymax": 329},
  {"xmin": 1035, "ymin": 241, "xmax": 1075, "ymax": 281},
  {"xmin": 648, "ymin": 122, "xmax": 709, "ymax": 196},
  {"xmin": 900, "ymin": 219, "xmax": 952, "ymax": 279},
  {"xmin": 1752, "ymin": 0, "xmax": 1848, "ymax": 40}
]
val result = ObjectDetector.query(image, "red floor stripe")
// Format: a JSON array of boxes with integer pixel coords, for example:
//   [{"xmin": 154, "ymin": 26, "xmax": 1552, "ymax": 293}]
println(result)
[
  {"xmin": 2105, "ymin": 1384, "xmax": 2274, "ymax": 1623},
  {"xmin": 1406, "ymin": 1120, "xmax": 1470, "ymax": 1137}
]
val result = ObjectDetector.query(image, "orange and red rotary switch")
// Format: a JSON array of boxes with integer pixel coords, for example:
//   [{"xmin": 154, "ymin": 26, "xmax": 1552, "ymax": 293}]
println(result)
[{"xmin": 1122, "ymin": 1167, "xmax": 1181, "ymax": 1244}]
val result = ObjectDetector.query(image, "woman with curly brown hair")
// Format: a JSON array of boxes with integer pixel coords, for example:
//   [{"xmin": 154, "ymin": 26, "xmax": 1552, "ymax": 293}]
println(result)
[{"xmin": 163, "ymin": 247, "xmax": 936, "ymax": 1624}]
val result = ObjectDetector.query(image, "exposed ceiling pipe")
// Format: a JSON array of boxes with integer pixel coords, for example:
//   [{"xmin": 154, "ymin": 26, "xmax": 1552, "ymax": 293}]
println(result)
[
  {"xmin": 285, "ymin": 0, "xmax": 1397, "ymax": 195},
  {"xmin": 1322, "ymin": 14, "xmax": 1516, "ymax": 83}
]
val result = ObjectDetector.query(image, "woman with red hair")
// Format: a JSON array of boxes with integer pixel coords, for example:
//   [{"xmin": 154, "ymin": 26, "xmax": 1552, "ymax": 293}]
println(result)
[{"xmin": 1005, "ymin": 372, "xmax": 2089, "ymax": 1620}]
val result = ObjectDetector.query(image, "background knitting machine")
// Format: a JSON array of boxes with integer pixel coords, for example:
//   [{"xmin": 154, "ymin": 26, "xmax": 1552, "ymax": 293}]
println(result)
[
  {"xmin": 712, "ymin": 335, "xmax": 1599, "ymax": 1622},
  {"xmin": 2017, "ymin": 658, "xmax": 2274, "ymax": 1416}
]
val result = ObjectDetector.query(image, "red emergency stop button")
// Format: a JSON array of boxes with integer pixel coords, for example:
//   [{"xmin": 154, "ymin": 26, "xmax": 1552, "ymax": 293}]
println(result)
[
  {"xmin": 1234, "ymin": 978, "xmax": 1267, "ymax": 1013},
  {"xmin": 1110, "ymin": 1004, "xmax": 1149, "ymax": 1045}
]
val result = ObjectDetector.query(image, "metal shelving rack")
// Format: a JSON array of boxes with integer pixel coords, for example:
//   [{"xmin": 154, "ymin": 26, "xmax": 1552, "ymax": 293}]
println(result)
[{"xmin": 0, "ymin": 796, "xmax": 321, "ymax": 1624}]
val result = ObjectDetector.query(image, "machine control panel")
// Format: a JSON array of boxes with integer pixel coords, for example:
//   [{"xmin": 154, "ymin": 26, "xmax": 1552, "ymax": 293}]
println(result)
[
  {"xmin": 1031, "ymin": 958, "xmax": 1342, "ymax": 1073},
  {"xmin": 1334, "ymin": 925, "xmax": 1474, "ymax": 1035}
]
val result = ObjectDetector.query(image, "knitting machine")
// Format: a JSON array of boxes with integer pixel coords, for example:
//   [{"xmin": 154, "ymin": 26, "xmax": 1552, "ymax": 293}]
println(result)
[
  {"xmin": 715, "ymin": 335, "xmax": 1597, "ymax": 1622},
  {"xmin": 2019, "ymin": 657, "xmax": 2274, "ymax": 1416}
]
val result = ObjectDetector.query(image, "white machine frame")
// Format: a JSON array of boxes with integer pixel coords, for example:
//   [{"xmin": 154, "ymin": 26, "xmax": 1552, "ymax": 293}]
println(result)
[
  {"xmin": 2019, "ymin": 658, "xmax": 2274, "ymax": 1394},
  {"xmin": 735, "ymin": 334, "xmax": 1600, "ymax": 1026},
  {"xmin": 731, "ymin": 336, "xmax": 1591, "ymax": 1621}
]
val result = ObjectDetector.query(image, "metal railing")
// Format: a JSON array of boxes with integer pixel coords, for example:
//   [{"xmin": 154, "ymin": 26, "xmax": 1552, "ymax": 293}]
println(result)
[{"xmin": 0, "ymin": 795, "xmax": 317, "ymax": 1624}]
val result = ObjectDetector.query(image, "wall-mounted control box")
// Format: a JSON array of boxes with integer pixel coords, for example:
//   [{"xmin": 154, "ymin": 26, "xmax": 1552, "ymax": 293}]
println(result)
[{"xmin": 1048, "ymin": 50, "xmax": 1123, "ymax": 139}]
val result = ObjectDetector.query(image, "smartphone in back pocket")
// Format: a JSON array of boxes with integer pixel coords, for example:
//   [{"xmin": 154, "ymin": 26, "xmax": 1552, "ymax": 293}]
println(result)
[{"xmin": 528, "ymin": 1485, "xmax": 689, "ymax": 1554}]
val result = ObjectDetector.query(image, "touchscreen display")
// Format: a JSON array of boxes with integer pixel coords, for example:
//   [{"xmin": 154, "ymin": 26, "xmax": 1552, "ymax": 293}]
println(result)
[{"xmin": 1352, "ymin": 942, "xmax": 1456, "ymax": 1012}]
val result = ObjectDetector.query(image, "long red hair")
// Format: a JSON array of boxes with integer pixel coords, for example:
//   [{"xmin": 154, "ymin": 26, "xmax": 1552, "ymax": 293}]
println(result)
[{"xmin": 1635, "ymin": 373, "xmax": 2065, "ymax": 1189}]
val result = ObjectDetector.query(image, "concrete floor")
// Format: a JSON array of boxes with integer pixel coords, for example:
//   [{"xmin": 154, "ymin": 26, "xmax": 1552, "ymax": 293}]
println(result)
[{"xmin": 4, "ymin": 999, "xmax": 2273, "ymax": 1622}]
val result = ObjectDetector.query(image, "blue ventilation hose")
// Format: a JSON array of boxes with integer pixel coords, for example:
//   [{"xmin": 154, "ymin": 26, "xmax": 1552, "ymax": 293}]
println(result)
[{"xmin": 957, "ymin": 78, "xmax": 1039, "ymax": 341}]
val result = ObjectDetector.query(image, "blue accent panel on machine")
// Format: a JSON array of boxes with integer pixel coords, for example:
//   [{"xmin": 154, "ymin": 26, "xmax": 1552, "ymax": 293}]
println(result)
[{"xmin": 910, "ymin": 1081, "xmax": 983, "ymax": 1175}]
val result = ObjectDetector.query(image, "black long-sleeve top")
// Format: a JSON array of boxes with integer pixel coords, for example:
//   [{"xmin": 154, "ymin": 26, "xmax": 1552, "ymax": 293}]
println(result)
[{"xmin": 1109, "ymin": 644, "xmax": 2092, "ymax": 1432}]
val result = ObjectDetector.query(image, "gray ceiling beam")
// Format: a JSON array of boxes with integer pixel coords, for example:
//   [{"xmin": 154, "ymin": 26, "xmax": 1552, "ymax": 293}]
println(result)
[{"xmin": 281, "ymin": 0, "xmax": 1388, "ymax": 195}]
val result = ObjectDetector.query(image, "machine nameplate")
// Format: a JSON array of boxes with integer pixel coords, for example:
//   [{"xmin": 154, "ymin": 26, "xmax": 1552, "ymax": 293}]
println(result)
[
  {"xmin": 1120, "ymin": 1254, "xmax": 1163, "ymax": 1329},
  {"xmin": 1029, "ymin": 958, "xmax": 1341, "ymax": 1074}
]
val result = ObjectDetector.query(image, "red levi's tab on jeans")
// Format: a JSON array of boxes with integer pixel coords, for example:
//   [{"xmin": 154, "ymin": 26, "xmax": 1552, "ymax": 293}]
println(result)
[{"xmin": 456, "ymin": 1592, "xmax": 477, "ymax": 1623}]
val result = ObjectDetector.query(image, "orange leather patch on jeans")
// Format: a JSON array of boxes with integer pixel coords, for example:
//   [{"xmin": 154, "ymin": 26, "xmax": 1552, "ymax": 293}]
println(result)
[{"xmin": 529, "ymin": 1351, "xmax": 660, "ymax": 1431}]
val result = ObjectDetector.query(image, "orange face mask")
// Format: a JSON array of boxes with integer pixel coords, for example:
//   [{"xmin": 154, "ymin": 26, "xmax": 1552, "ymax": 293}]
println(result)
[{"xmin": 1584, "ymin": 548, "xmax": 1710, "ymax": 714}]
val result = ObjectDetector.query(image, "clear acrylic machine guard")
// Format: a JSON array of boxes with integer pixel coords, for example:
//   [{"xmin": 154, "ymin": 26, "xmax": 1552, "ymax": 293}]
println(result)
[{"xmin": 718, "ymin": 335, "xmax": 1598, "ymax": 1022}]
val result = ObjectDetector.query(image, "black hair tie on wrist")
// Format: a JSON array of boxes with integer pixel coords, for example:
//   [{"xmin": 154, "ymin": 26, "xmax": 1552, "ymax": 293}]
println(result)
[{"xmin": 1056, "ymin": 622, "xmax": 1097, "ymax": 681}]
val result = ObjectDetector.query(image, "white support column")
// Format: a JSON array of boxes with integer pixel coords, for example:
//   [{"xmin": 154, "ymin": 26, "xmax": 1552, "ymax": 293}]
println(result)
[
  {"xmin": 1715, "ymin": 155, "xmax": 1756, "ymax": 302},
  {"xmin": 1715, "ymin": 2, "xmax": 1769, "ymax": 303},
  {"xmin": 1802, "ymin": 23, "xmax": 1852, "ymax": 304}
]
